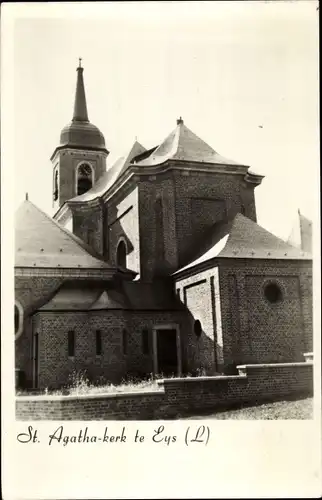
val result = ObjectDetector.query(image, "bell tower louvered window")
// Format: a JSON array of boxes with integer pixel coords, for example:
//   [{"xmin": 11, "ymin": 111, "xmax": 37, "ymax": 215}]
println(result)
[{"xmin": 77, "ymin": 163, "xmax": 93, "ymax": 195}]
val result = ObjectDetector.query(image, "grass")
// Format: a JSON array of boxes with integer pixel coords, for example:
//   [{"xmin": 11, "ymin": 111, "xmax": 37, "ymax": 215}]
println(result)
[
  {"xmin": 183, "ymin": 397, "xmax": 313, "ymax": 420},
  {"xmin": 16, "ymin": 368, "xmax": 209, "ymax": 397},
  {"xmin": 16, "ymin": 370, "xmax": 161, "ymax": 397}
]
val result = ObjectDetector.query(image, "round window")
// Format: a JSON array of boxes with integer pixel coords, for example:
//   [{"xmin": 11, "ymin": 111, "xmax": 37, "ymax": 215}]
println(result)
[
  {"xmin": 264, "ymin": 283, "xmax": 282, "ymax": 304},
  {"xmin": 194, "ymin": 319, "xmax": 202, "ymax": 338}
]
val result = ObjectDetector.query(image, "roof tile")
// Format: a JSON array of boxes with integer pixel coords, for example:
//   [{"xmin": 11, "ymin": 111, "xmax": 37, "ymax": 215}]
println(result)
[
  {"xmin": 137, "ymin": 120, "xmax": 245, "ymax": 167},
  {"xmin": 174, "ymin": 213, "xmax": 311, "ymax": 275},
  {"xmin": 15, "ymin": 200, "xmax": 113, "ymax": 269}
]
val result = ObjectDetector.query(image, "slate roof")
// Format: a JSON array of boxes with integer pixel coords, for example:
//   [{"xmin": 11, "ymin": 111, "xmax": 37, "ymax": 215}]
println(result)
[
  {"xmin": 39, "ymin": 286, "xmax": 131, "ymax": 311},
  {"xmin": 174, "ymin": 213, "xmax": 311, "ymax": 275},
  {"xmin": 65, "ymin": 119, "xmax": 252, "ymax": 207},
  {"xmin": 69, "ymin": 141, "xmax": 146, "ymax": 203},
  {"xmin": 91, "ymin": 290, "xmax": 129, "ymax": 310},
  {"xmin": 59, "ymin": 121, "xmax": 106, "ymax": 150},
  {"xmin": 39, "ymin": 288, "xmax": 102, "ymax": 310},
  {"xmin": 136, "ymin": 119, "xmax": 245, "ymax": 167},
  {"xmin": 15, "ymin": 200, "xmax": 114, "ymax": 269},
  {"xmin": 52, "ymin": 65, "xmax": 107, "ymax": 159},
  {"xmin": 40, "ymin": 281, "xmax": 182, "ymax": 311}
]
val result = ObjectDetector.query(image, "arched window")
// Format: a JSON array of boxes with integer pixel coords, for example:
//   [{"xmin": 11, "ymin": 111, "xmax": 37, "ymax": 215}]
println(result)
[
  {"xmin": 15, "ymin": 301, "xmax": 24, "ymax": 340},
  {"xmin": 122, "ymin": 329, "xmax": 128, "ymax": 355},
  {"xmin": 96, "ymin": 330, "xmax": 102, "ymax": 356},
  {"xmin": 116, "ymin": 240, "xmax": 127, "ymax": 268},
  {"xmin": 15, "ymin": 305, "xmax": 19, "ymax": 333},
  {"xmin": 53, "ymin": 168, "xmax": 59, "ymax": 201},
  {"xmin": 194, "ymin": 319, "xmax": 202, "ymax": 338},
  {"xmin": 77, "ymin": 163, "xmax": 94, "ymax": 196}
]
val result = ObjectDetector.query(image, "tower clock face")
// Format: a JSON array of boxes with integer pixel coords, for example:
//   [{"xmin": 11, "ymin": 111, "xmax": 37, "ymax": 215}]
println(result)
[{"xmin": 78, "ymin": 163, "xmax": 92, "ymax": 177}]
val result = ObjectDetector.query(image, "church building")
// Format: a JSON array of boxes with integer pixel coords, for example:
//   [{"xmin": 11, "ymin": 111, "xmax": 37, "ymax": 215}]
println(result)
[{"xmin": 15, "ymin": 62, "xmax": 313, "ymax": 390}]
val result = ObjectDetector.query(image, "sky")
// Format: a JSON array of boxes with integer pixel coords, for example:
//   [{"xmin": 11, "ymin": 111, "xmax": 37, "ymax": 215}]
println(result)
[{"xmin": 11, "ymin": 1, "xmax": 319, "ymax": 240}]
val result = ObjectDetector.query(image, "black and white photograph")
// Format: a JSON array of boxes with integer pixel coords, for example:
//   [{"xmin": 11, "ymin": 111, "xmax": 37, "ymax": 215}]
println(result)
[{"xmin": 2, "ymin": 1, "xmax": 321, "ymax": 498}]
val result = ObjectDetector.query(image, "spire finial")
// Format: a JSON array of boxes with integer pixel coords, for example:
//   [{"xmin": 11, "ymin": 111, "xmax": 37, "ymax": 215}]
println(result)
[
  {"xmin": 177, "ymin": 116, "xmax": 183, "ymax": 125},
  {"xmin": 25, "ymin": 192, "xmax": 28, "ymax": 201},
  {"xmin": 78, "ymin": 57, "xmax": 82, "ymax": 69}
]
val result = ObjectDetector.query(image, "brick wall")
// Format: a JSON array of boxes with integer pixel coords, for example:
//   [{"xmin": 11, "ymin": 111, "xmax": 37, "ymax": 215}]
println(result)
[
  {"xmin": 107, "ymin": 186, "xmax": 140, "ymax": 274},
  {"xmin": 298, "ymin": 271, "xmax": 313, "ymax": 353},
  {"xmin": 15, "ymin": 262, "xmax": 312, "ymax": 390},
  {"xmin": 176, "ymin": 269, "xmax": 217, "ymax": 375},
  {"xmin": 173, "ymin": 169, "xmax": 257, "ymax": 267},
  {"xmin": 28, "ymin": 309, "xmax": 190, "ymax": 390},
  {"xmin": 138, "ymin": 176, "xmax": 178, "ymax": 280},
  {"xmin": 73, "ymin": 206, "xmax": 104, "ymax": 256},
  {"xmin": 15, "ymin": 276, "xmax": 63, "ymax": 314},
  {"xmin": 33, "ymin": 310, "xmax": 128, "ymax": 389},
  {"xmin": 137, "ymin": 169, "xmax": 257, "ymax": 279},
  {"xmin": 102, "ymin": 167, "xmax": 257, "ymax": 280},
  {"xmin": 15, "ymin": 275, "xmax": 64, "ymax": 387},
  {"xmin": 240, "ymin": 182, "xmax": 257, "ymax": 221},
  {"xmin": 15, "ymin": 316, "xmax": 33, "ymax": 387},
  {"xmin": 15, "ymin": 275, "xmax": 63, "ymax": 388},
  {"xmin": 124, "ymin": 311, "xmax": 185, "ymax": 378},
  {"xmin": 53, "ymin": 149, "xmax": 106, "ymax": 210},
  {"xmin": 219, "ymin": 259, "xmax": 313, "ymax": 369},
  {"xmin": 16, "ymin": 361, "xmax": 313, "ymax": 420},
  {"xmin": 175, "ymin": 259, "xmax": 313, "ymax": 374}
]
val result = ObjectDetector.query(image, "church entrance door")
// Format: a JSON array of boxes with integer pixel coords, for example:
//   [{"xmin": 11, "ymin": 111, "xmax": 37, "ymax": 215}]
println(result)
[
  {"xmin": 152, "ymin": 324, "xmax": 182, "ymax": 377},
  {"xmin": 157, "ymin": 329, "xmax": 178, "ymax": 376}
]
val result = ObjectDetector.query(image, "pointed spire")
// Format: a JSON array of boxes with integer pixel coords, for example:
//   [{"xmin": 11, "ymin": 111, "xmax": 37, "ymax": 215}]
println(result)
[{"xmin": 72, "ymin": 58, "xmax": 89, "ymax": 122}]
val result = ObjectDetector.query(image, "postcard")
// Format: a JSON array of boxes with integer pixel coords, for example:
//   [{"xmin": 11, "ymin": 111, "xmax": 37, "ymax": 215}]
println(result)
[{"xmin": 1, "ymin": 1, "xmax": 321, "ymax": 498}]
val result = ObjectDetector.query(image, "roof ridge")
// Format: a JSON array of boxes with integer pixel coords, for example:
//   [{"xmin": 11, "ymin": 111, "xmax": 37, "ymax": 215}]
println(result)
[
  {"xmin": 235, "ymin": 213, "xmax": 310, "ymax": 252},
  {"xmin": 175, "ymin": 212, "xmax": 311, "ymax": 276},
  {"xmin": 177, "ymin": 123, "xmax": 218, "ymax": 154},
  {"xmin": 122, "ymin": 141, "xmax": 143, "ymax": 168},
  {"xmin": 218, "ymin": 212, "xmax": 311, "ymax": 258},
  {"xmin": 136, "ymin": 120, "xmax": 245, "ymax": 167},
  {"xmin": 233, "ymin": 213, "xmax": 293, "ymax": 247}
]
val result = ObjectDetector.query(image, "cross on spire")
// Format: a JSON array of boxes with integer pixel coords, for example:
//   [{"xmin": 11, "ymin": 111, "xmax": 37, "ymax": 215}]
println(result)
[{"xmin": 78, "ymin": 57, "xmax": 82, "ymax": 68}]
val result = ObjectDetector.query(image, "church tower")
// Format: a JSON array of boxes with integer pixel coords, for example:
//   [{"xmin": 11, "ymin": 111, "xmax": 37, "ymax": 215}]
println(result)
[{"xmin": 51, "ymin": 60, "xmax": 109, "ymax": 213}]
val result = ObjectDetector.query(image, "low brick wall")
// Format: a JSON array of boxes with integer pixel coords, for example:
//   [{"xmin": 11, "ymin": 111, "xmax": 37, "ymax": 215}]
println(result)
[{"xmin": 16, "ymin": 362, "xmax": 313, "ymax": 420}]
